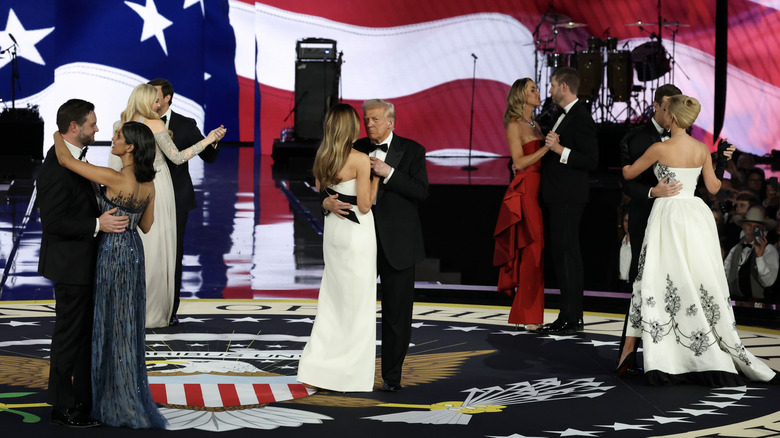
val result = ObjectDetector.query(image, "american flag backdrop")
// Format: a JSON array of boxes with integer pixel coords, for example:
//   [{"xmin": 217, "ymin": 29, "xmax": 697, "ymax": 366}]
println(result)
[{"xmin": 1, "ymin": 0, "xmax": 779, "ymax": 157}]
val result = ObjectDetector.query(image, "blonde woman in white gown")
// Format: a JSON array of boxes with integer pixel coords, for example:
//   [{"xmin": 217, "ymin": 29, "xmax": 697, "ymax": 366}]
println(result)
[
  {"xmin": 297, "ymin": 103, "xmax": 380, "ymax": 391},
  {"xmin": 619, "ymin": 94, "xmax": 777, "ymax": 385},
  {"xmin": 110, "ymin": 84, "xmax": 225, "ymax": 328}
]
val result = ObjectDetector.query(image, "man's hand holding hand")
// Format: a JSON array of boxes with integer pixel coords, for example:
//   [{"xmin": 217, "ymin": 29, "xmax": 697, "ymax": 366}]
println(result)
[
  {"xmin": 652, "ymin": 176, "xmax": 683, "ymax": 198},
  {"xmin": 369, "ymin": 157, "xmax": 392, "ymax": 178}
]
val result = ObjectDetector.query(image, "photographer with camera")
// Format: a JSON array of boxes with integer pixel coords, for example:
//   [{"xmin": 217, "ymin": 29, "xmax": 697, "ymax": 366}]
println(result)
[{"xmin": 724, "ymin": 206, "xmax": 779, "ymax": 301}]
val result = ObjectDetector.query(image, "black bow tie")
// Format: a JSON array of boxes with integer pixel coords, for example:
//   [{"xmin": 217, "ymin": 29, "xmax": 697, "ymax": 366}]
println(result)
[
  {"xmin": 368, "ymin": 143, "xmax": 388, "ymax": 153},
  {"xmin": 559, "ymin": 109, "xmax": 567, "ymax": 117},
  {"xmin": 161, "ymin": 115, "xmax": 168, "ymax": 123},
  {"xmin": 661, "ymin": 129, "xmax": 671, "ymax": 138},
  {"xmin": 78, "ymin": 146, "xmax": 88, "ymax": 160},
  {"xmin": 742, "ymin": 243, "xmax": 754, "ymax": 249}
]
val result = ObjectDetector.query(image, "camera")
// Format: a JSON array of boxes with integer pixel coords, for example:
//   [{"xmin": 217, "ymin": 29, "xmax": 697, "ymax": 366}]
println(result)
[
  {"xmin": 754, "ymin": 226, "xmax": 764, "ymax": 245},
  {"xmin": 718, "ymin": 200, "xmax": 734, "ymax": 214}
]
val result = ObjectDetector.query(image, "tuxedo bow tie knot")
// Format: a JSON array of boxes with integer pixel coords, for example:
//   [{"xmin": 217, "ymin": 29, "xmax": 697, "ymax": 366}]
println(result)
[
  {"xmin": 368, "ymin": 143, "xmax": 388, "ymax": 153},
  {"xmin": 78, "ymin": 146, "xmax": 88, "ymax": 160},
  {"xmin": 742, "ymin": 243, "xmax": 754, "ymax": 249},
  {"xmin": 161, "ymin": 115, "xmax": 168, "ymax": 123},
  {"xmin": 661, "ymin": 129, "xmax": 671, "ymax": 138}
]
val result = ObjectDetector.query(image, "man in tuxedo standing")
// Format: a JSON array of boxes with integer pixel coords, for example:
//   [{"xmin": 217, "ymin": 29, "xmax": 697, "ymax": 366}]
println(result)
[
  {"xmin": 148, "ymin": 78, "xmax": 221, "ymax": 326},
  {"xmin": 323, "ymin": 99, "xmax": 429, "ymax": 391},
  {"xmin": 620, "ymin": 84, "xmax": 683, "ymax": 284},
  {"xmin": 38, "ymin": 99, "xmax": 128, "ymax": 427},
  {"xmin": 538, "ymin": 67, "xmax": 599, "ymax": 334}
]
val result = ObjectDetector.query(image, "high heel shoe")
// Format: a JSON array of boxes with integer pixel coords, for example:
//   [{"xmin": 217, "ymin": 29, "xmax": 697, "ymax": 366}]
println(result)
[{"xmin": 616, "ymin": 352, "xmax": 639, "ymax": 377}]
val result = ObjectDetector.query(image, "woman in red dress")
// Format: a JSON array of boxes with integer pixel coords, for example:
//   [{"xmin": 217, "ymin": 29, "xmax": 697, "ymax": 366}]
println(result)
[{"xmin": 494, "ymin": 78, "xmax": 550, "ymax": 329}]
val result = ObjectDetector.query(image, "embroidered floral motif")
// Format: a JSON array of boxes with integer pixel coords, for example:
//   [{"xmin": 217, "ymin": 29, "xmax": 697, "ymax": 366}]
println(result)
[
  {"xmin": 655, "ymin": 163, "xmax": 678, "ymax": 183},
  {"xmin": 689, "ymin": 330, "xmax": 709, "ymax": 356},
  {"xmin": 663, "ymin": 275, "xmax": 681, "ymax": 316},
  {"xmin": 685, "ymin": 304, "xmax": 698, "ymax": 317},
  {"xmin": 699, "ymin": 285, "xmax": 721, "ymax": 326},
  {"xmin": 649, "ymin": 320, "xmax": 664, "ymax": 343},
  {"xmin": 636, "ymin": 245, "xmax": 647, "ymax": 282},
  {"xmin": 629, "ymin": 301, "xmax": 643, "ymax": 329},
  {"xmin": 646, "ymin": 297, "xmax": 656, "ymax": 307}
]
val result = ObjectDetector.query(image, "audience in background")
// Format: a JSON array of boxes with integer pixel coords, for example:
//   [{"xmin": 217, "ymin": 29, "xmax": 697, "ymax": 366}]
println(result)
[{"xmin": 724, "ymin": 206, "xmax": 779, "ymax": 302}]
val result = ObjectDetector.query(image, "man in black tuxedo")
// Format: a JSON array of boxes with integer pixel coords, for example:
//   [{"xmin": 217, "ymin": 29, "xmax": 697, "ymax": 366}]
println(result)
[
  {"xmin": 323, "ymin": 99, "xmax": 429, "ymax": 391},
  {"xmin": 538, "ymin": 67, "xmax": 599, "ymax": 334},
  {"xmin": 38, "ymin": 99, "xmax": 128, "ymax": 427},
  {"xmin": 620, "ymin": 84, "xmax": 682, "ymax": 284},
  {"xmin": 148, "ymin": 78, "xmax": 221, "ymax": 326}
]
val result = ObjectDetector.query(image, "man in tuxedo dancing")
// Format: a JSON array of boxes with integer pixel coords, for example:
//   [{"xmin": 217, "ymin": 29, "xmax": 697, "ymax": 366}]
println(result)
[
  {"xmin": 38, "ymin": 99, "xmax": 128, "ymax": 427},
  {"xmin": 323, "ymin": 99, "xmax": 429, "ymax": 391},
  {"xmin": 148, "ymin": 78, "xmax": 221, "ymax": 326},
  {"xmin": 620, "ymin": 84, "xmax": 683, "ymax": 284},
  {"xmin": 538, "ymin": 67, "xmax": 599, "ymax": 334}
]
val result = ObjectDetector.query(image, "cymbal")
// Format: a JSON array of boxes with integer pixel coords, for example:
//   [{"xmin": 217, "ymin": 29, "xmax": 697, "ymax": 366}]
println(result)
[
  {"xmin": 662, "ymin": 20, "xmax": 690, "ymax": 28},
  {"xmin": 558, "ymin": 22, "xmax": 587, "ymax": 29},
  {"xmin": 544, "ymin": 13, "xmax": 573, "ymax": 25},
  {"xmin": 625, "ymin": 20, "xmax": 657, "ymax": 26}
]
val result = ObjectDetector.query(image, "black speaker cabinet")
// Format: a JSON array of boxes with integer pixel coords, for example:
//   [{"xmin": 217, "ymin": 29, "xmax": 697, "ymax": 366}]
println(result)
[
  {"xmin": 0, "ymin": 109, "xmax": 44, "ymax": 159},
  {"xmin": 294, "ymin": 61, "xmax": 340, "ymax": 140}
]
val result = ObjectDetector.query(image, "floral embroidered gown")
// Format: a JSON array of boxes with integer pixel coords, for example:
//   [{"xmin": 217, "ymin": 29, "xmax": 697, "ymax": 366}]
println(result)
[{"xmin": 626, "ymin": 165, "xmax": 777, "ymax": 385}]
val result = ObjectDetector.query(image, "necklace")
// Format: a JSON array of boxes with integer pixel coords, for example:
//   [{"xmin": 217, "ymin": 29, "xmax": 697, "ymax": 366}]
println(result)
[
  {"xmin": 672, "ymin": 132, "xmax": 686, "ymax": 137},
  {"xmin": 522, "ymin": 118, "xmax": 536, "ymax": 128}
]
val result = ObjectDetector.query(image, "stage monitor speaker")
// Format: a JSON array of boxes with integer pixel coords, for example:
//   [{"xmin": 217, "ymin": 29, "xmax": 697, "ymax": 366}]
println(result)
[{"xmin": 294, "ymin": 61, "xmax": 340, "ymax": 140}]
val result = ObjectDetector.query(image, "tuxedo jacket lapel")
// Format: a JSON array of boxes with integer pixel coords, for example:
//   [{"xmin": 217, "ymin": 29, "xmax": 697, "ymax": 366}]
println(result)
[{"xmin": 384, "ymin": 135, "xmax": 404, "ymax": 168}]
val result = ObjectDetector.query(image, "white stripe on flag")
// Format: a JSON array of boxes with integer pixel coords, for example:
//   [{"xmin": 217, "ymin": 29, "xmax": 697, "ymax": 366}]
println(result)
[
  {"xmin": 235, "ymin": 384, "xmax": 261, "ymax": 405},
  {"xmin": 165, "ymin": 383, "xmax": 188, "ymax": 405},
  {"xmin": 270, "ymin": 383, "xmax": 293, "ymax": 401}
]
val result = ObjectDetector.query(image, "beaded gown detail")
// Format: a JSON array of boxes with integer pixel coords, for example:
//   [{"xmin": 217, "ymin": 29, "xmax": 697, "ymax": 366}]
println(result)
[
  {"xmin": 297, "ymin": 179, "xmax": 377, "ymax": 391},
  {"xmin": 91, "ymin": 187, "xmax": 167, "ymax": 428},
  {"xmin": 494, "ymin": 139, "xmax": 545, "ymax": 325},
  {"xmin": 626, "ymin": 165, "xmax": 777, "ymax": 385}
]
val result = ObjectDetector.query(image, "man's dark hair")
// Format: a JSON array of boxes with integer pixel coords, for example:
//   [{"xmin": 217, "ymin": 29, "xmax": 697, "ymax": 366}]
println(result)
[
  {"xmin": 148, "ymin": 78, "xmax": 174, "ymax": 106},
  {"xmin": 551, "ymin": 67, "xmax": 580, "ymax": 96},
  {"xmin": 654, "ymin": 84, "xmax": 682, "ymax": 104},
  {"xmin": 56, "ymin": 99, "xmax": 95, "ymax": 133}
]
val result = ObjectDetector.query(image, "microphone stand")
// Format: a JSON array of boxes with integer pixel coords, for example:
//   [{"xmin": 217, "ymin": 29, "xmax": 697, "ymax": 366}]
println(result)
[{"xmin": 462, "ymin": 53, "xmax": 479, "ymax": 172}]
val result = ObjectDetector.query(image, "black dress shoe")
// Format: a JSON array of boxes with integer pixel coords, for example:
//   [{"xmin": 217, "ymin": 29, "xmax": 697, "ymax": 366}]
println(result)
[
  {"xmin": 169, "ymin": 315, "xmax": 179, "ymax": 326},
  {"xmin": 616, "ymin": 352, "xmax": 642, "ymax": 377},
  {"xmin": 539, "ymin": 320, "xmax": 578, "ymax": 334},
  {"xmin": 381, "ymin": 381, "xmax": 402, "ymax": 392},
  {"xmin": 536, "ymin": 319, "xmax": 564, "ymax": 333},
  {"xmin": 51, "ymin": 408, "xmax": 101, "ymax": 428}
]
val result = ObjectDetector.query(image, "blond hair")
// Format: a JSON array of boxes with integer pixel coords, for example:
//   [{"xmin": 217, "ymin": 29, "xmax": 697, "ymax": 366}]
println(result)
[
  {"xmin": 362, "ymin": 99, "xmax": 396, "ymax": 125},
  {"xmin": 120, "ymin": 84, "xmax": 160, "ymax": 124},
  {"xmin": 313, "ymin": 104, "xmax": 361, "ymax": 189},
  {"xmin": 667, "ymin": 94, "xmax": 701, "ymax": 129},
  {"xmin": 504, "ymin": 78, "xmax": 533, "ymax": 128}
]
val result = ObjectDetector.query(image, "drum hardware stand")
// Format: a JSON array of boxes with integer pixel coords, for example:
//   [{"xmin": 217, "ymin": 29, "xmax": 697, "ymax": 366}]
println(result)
[
  {"xmin": 1, "ymin": 34, "xmax": 20, "ymax": 110},
  {"xmin": 461, "ymin": 53, "xmax": 479, "ymax": 172}
]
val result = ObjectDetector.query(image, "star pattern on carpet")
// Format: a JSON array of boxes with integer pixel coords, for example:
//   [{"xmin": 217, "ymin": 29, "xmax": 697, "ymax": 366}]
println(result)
[
  {"xmin": 669, "ymin": 408, "xmax": 727, "ymax": 416},
  {"xmin": 694, "ymin": 400, "xmax": 746, "ymax": 409},
  {"xmin": 444, "ymin": 326, "xmax": 487, "ymax": 332},
  {"xmin": 227, "ymin": 317, "xmax": 270, "ymax": 323},
  {"xmin": 411, "ymin": 322, "xmax": 435, "ymax": 328},
  {"xmin": 577, "ymin": 340, "xmax": 619, "ymax": 347},
  {"xmin": 487, "ymin": 434, "xmax": 546, "ymax": 438},
  {"xmin": 188, "ymin": 343, "xmax": 206, "ymax": 347},
  {"xmin": 545, "ymin": 428, "xmax": 602, "ymax": 437},
  {"xmin": 284, "ymin": 317, "xmax": 315, "ymax": 324},
  {"xmin": 595, "ymin": 422, "xmax": 651, "ymax": 431},
  {"xmin": 266, "ymin": 344, "xmax": 286, "ymax": 349},
  {"xmin": 493, "ymin": 330, "xmax": 534, "ymax": 336},
  {"xmin": 540, "ymin": 334, "xmax": 579, "ymax": 341},
  {"xmin": 0, "ymin": 321, "xmax": 39, "ymax": 327},
  {"xmin": 637, "ymin": 415, "xmax": 692, "ymax": 424},
  {"xmin": 177, "ymin": 317, "xmax": 211, "ymax": 323}
]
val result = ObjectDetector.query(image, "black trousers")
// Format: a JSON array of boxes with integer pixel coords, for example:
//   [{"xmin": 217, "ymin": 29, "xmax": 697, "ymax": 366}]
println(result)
[
  {"xmin": 171, "ymin": 209, "xmax": 189, "ymax": 318},
  {"xmin": 377, "ymin": 239, "xmax": 415, "ymax": 385},
  {"xmin": 546, "ymin": 202, "xmax": 586, "ymax": 324},
  {"xmin": 48, "ymin": 282, "xmax": 94, "ymax": 409}
]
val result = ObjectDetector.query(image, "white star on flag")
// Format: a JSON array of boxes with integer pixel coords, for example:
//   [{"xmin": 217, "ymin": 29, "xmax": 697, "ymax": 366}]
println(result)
[
  {"xmin": 0, "ymin": 9, "xmax": 54, "ymax": 69},
  {"xmin": 183, "ymin": 0, "xmax": 205, "ymax": 16},
  {"xmin": 125, "ymin": 0, "xmax": 173, "ymax": 55}
]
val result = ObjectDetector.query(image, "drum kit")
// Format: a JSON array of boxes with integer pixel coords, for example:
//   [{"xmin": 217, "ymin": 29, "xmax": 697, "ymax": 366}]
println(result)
[{"xmin": 532, "ymin": 11, "xmax": 688, "ymax": 122}]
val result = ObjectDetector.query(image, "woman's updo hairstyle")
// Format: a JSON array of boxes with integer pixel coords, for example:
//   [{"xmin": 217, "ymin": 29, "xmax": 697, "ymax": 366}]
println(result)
[{"xmin": 667, "ymin": 94, "xmax": 700, "ymax": 129}]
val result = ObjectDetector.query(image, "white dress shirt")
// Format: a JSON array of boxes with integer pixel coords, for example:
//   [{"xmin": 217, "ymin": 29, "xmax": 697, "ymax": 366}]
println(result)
[
  {"xmin": 64, "ymin": 138, "xmax": 100, "ymax": 236},
  {"xmin": 553, "ymin": 99, "xmax": 578, "ymax": 164}
]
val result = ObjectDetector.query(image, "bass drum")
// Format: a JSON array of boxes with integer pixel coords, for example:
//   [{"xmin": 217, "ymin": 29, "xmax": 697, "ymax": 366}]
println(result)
[
  {"xmin": 571, "ymin": 51, "xmax": 602, "ymax": 98},
  {"xmin": 547, "ymin": 52, "xmax": 570, "ymax": 69},
  {"xmin": 631, "ymin": 42, "xmax": 671, "ymax": 81},
  {"xmin": 607, "ymin": 51, "xmax": 633, "ymax": 102}
]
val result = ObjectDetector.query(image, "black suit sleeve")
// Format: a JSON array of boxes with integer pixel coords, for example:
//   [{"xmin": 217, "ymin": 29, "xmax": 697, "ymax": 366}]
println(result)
[
  {"xmin": 562, "ymin": 108, "xmax": 599, "ymax": 171},
  {"xmin": 620, "ymin": 126, "xmax": 656, "ymax": 201},
  {"xmin": 384, "ymin": 142, "xmax": 429, "ymax": 202},
  {"xmin": 37, "ymin": 163, "xmax": 95, "ymax": 238}
]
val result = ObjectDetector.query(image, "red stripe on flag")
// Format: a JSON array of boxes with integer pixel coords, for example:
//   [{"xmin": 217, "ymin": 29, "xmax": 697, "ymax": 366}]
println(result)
[
  {"xmin": 149, "ymin": 384, "xmax": 167, "ymax": 405},
  {"xmin": 253, "ymin": 384, "xmax": 274, "ymax": 403},
  {"xmin": 218, "ymin": 384, "xmax": 241, "ymax": 407},
  {"xmin": 288, "ymin": 383, "xmax": 309, "ymax": 399},
  {"xmin": 184, "ymin": 383, "xmax": 205, "ymax": 407}
]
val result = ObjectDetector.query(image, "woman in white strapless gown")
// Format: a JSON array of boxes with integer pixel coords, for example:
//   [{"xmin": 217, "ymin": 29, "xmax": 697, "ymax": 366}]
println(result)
[
  {"xmin": 297, "ymin": 103, "xmax": 380, "ymax": 392},
  {"xmin": 619, "ymin": 94, "xmax": 777, "ymax": 385},
  {"xmin": 111, "ymin": 84, "xmax": 225, "ymax": 328}
]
